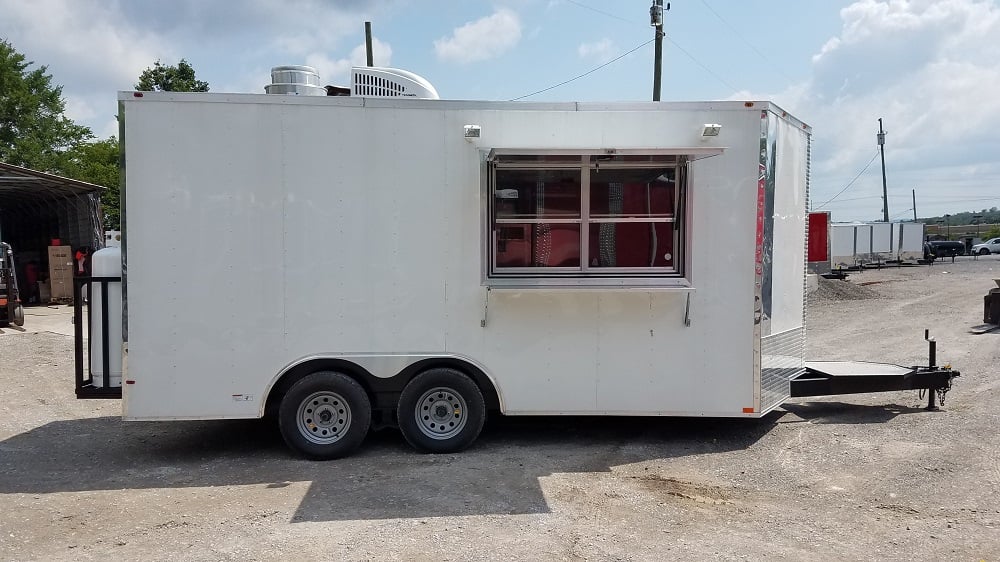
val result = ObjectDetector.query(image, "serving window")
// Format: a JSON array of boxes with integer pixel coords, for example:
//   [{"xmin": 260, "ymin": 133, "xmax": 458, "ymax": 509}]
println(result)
[{"xmin": 486, "ymin": 151, "xmax": 691, "ymax": 288}]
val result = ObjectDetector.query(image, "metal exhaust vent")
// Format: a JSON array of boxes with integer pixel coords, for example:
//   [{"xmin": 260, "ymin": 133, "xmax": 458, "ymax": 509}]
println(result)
[
  {"xmin": 351, "ymin": 67, "xmax": 439, "ymax": 99},
  {"xmin": 264, "ymin": 65, "xmax": 326, "ymax": 96}
]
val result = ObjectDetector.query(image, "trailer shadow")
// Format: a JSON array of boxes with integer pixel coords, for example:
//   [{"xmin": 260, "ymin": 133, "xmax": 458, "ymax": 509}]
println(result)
[
  {"xmin": 780, "ymin": 401, "xmax": 928, "ymax": 424},
  {"xmin": 0, "ymin": 413, "xmax": 784, "ymax": 521}
]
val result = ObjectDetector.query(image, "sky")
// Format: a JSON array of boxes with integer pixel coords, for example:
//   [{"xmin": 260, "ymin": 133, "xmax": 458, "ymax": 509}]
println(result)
[{"xmin": 2, "ymin": 0, "xmax": 999, "ymax": 222}]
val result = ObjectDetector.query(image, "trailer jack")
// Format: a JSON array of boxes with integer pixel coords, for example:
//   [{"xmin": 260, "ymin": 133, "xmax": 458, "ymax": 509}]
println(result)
[
  {"xmin": 919, "ymin": 329, "xmax": 955, "ymax": 411},
  {"xmin": 790, "ymin": 330, "xmax": 959, "ymax": 408}
]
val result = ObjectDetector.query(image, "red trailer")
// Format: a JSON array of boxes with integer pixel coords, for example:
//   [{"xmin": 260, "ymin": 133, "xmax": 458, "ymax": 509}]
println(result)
[{"xmin": 807, "ymin": 211, "xmax": 831, "ymax": 274}]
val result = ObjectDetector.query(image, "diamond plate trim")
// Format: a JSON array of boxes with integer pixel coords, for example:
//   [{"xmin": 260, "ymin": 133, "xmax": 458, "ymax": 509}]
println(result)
[{"xmin": 761, "ymin": 326, "xmax": 805, "ymax": 411}]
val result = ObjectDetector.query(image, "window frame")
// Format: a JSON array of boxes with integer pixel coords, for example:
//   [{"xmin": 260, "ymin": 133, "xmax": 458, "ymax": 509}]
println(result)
[{"xmin": 482, "ymin": 149, "xmax": 712, "ymax": 290}]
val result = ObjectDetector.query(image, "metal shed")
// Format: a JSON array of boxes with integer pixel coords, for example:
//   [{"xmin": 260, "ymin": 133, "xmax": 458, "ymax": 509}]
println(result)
[{"xmin": 0, "ymin": 162, "xmax": 105, "ymax": 301}]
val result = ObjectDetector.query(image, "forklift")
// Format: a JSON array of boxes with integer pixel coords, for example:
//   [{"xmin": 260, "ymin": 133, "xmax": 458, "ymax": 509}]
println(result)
[{"xmin": 0, "ymin": 241, "xmax": 25, "ymax": 327}]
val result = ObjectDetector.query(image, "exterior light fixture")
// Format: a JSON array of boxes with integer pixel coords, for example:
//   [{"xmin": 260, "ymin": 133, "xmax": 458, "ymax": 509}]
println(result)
[{"xmin": 701, "ymin": 124, "xmax": 721, "ymax": 137}]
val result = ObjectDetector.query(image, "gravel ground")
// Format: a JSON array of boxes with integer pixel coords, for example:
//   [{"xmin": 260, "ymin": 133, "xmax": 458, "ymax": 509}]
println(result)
[{"xmin": 1, "ymin": 256, "xmax": 999, "ymax": 561}]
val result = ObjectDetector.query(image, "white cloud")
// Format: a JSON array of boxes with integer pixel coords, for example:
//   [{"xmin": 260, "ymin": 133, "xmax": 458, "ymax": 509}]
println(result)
[
  {"xmin": 114, "ymin": 0, "xmax": 394, "ymax": 57},
  {"xmin": 305, "ymin": 38, "xmax": 393, "ymax": 86},
  {"xmin": 771, "ymin": 0, "xmax": 1000, "ymax": 219},
  {"xmin": 0, "ymin": 0, "xmax": 397, "ymax": 137},
  {"xmin": 578, "ymin": 39, "xmax": 616, "ymax": 63},
  {"xmin": 434, "ymin": 9, "xmax": 522, "ymax": 64},
  {"xmin": 0, "ymin": 0, "xmax": 174, "ymax": 91},
  {"xmin": 0, "ymin": 0, "xmax": 177, "ymax": 138}
]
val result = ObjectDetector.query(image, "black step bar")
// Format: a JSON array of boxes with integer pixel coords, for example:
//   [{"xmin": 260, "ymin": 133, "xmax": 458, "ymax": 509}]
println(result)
[{"xmin": 73, "ymin": 276, "xmax": 123, "ymax": 399}]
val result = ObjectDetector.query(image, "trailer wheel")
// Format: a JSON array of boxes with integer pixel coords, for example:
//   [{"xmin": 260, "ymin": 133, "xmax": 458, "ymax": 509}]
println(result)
[
  {"xmin": 397, "ymin": 368, "xmax": 486, "ymax": 454},
  {"xmin": 278, "ymin": 371, "xmax": 371, "ymax": 460},
  {"xmin": 12, "ymin": 305, "xmax": 24, "ymax": 327}
]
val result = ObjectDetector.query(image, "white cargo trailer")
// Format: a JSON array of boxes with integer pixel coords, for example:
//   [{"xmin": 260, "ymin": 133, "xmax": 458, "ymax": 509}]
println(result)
[
  {"xmin": 896, "ymin": 222, "xmax": 927, "ymax": 261},
  {"xmin": 73, "ymin": 68, "xmax": 958, "ymax": 459},
  {"xmin": 830, "ymin": 221, "xmax": 925, "ymax": 267}
]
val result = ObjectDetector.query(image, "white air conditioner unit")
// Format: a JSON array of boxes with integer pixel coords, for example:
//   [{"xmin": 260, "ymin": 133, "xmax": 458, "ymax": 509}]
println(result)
[{"xmin": 352, "ymin": 67, "xmax": 439, "ymax": 100}]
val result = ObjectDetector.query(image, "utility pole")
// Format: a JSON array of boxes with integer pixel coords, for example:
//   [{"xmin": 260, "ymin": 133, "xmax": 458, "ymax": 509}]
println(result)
[
  {"xmin": 912, "ymin": 189, "xmax": 917, "ymax": 222},
  {"xmin": 878, "ymin": 118, "xmax": 888, "ymax": 222},
  {"xmin": 365, "ymin": 22, "xmax": 374, "ymax": 67},
  {"xmin": 650, "ymin": 1, "xmax": 668, "ymax": 101}
]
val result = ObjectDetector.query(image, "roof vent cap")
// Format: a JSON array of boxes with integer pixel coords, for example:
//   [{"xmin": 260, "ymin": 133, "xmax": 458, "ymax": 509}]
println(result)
[{"xmin": 265, "ymin": 65, "xmax": 326, "ymax": 96}]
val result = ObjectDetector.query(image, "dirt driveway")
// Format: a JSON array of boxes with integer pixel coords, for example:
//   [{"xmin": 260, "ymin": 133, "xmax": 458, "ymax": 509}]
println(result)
[{"xmin": 1, "ymin": 257, "xmax": 999, "ymax": 561}]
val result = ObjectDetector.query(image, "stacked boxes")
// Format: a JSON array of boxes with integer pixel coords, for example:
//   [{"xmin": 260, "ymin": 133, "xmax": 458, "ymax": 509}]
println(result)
[{"xmin": 48, "ymin": 245, "xmax": 73, "ymax": 301}]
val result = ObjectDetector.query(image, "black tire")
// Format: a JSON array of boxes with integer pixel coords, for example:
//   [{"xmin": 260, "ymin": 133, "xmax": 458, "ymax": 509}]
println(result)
[
  {"xmin": 12, "ymin": 305, "xmax": 24, "ymax": 327},
  {"xmin": 278, "ymin": 371, "xmax": 371, "ymax": 460},
  {"xmin": 980, "ymin": 248, "xmax": 991, "ymax": 256},
  {"xmin": 397, "ymin": 368, "xmax": 486, "ymax": 454}
]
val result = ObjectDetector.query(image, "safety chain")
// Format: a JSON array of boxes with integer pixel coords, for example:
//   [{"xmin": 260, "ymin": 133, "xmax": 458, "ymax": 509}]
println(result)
[
  {"xmin": 936, "ymin": 375, "xmax": 954, "ymax": 407},
  {"xmin": 918, "ymin": 373, "xmax": 954, "ymax": 407}
]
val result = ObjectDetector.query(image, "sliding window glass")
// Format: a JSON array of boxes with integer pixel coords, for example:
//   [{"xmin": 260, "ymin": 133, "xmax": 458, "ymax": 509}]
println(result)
[{"xmin": 488, "ymin": 152, "xmax": 687, "ymax": 285}]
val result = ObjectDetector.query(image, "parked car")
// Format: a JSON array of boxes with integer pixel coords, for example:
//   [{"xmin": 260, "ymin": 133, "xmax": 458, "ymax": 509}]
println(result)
[
  {"xmin": 972, "ymin": 237, "xmax": 1000, "ymax": 256},
  {"xmin": 924, "ymin": 240, "xmax": 966, "ymax": 259}
]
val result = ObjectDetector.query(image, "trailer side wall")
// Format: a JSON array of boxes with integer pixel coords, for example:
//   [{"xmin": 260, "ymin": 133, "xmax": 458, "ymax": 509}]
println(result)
[{"xmin": 121, "ymin": 96, "xmax": 807, "ymax": 419}]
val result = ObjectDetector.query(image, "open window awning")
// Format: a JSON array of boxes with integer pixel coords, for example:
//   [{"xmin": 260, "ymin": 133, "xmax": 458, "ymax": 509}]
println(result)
[
  {"xmin": 486, "ymin": 147, "xmax": 726, "ymax": 163},
  {"xmin": 0, "ymin": 162, "xmax": 105, "ymax": 209}
]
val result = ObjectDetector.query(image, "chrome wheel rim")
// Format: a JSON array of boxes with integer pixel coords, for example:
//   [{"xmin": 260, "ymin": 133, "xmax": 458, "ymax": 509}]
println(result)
[
  {"xmin": 414, "ymin": 386, "xmax": 467, "ymax": 440},
  {"xmin": 297, "ymin": 391, "xmax": 351, "ymax": 444}
]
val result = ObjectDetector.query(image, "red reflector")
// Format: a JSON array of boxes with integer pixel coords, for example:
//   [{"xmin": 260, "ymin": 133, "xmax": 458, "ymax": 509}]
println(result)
[
  {"xmin": 125, "ymin": 380, "xmax": 136, "ymax": 385},
  {"xmin": 742, "ymin": 407, "xmax": 755, "ymax": 413},
  {"xmin": 133, "ymin": 92, "xmax": 143, "ymax": 97},
  {"xmin": 0, "ymin": 298, "xmax": 6, "ymax": 306}
]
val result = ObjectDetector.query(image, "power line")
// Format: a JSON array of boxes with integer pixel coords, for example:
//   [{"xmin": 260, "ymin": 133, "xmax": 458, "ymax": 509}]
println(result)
[
  {"xmin": 560, "ymin": 0, "xmax": 742, "ymax": 95},
  {"xmin": 908, "ymin": 194, "xmax": 1000, "ymax": 200},
  {"xmin": 921, "ymin": 196, "xmax": 1000, "ymax": 204},
  {"xmin": 812, "ymin": 150, "xmax": 881, "ymax": 209},
  {"xmin": 698, "ymin": 0, "xmax": 794, "ymax": 83},
  {"xmin": 815, "ymin": 195, "xmax": 881, "ymax": 205},
  {"xmin": 889, "ymin": 208, "xmax": 914, "ymax": 220},
  {"xmin": 563, "ymin": 0, "xmax": 637, "ymax": 24},
  {"xmin": 661, "ymin": 35, "xmax": 741, "ymax": 94},
  {"xmin": 510, "ymin": 38, "xmax": 655, "ymax": 101}
]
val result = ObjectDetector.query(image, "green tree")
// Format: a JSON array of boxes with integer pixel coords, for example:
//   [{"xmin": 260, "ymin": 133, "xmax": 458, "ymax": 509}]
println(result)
[
  {"xmin": 65, "ymin": 137, "xmax": 121, "ymax": 229},
  {"xmin": 0, "ymin": 39, "xmax": 92, "ymax": 172},
  {"xmin": 135, "ymin": 59, "xmax": 209, "ymax": 92}
]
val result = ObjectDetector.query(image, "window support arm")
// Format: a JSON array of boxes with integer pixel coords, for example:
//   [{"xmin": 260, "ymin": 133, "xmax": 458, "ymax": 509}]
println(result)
[
  {"xmin": 481, "ymin": 286, "xmax": 491, "ymax": 328},
  {"xmin": 683, "ymin": 292, "xmax": 692, "ymax": 327}
]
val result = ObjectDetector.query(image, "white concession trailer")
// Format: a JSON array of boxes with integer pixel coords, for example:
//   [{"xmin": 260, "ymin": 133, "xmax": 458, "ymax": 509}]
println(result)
[{"xmin": 74, "ymin": 68, "xmax": 958, "ymax": 459}]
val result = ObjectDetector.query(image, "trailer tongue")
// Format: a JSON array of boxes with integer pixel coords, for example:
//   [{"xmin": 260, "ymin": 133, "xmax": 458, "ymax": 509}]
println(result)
[{"xmin": 790, "ymin": 333, "xmax": 959, "ymax": 410}]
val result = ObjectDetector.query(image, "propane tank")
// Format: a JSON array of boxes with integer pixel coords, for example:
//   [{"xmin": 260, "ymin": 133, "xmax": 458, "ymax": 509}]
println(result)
[{"xmin": 90, "ymin": 247, "xmax": 123, "ymax": 388}]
